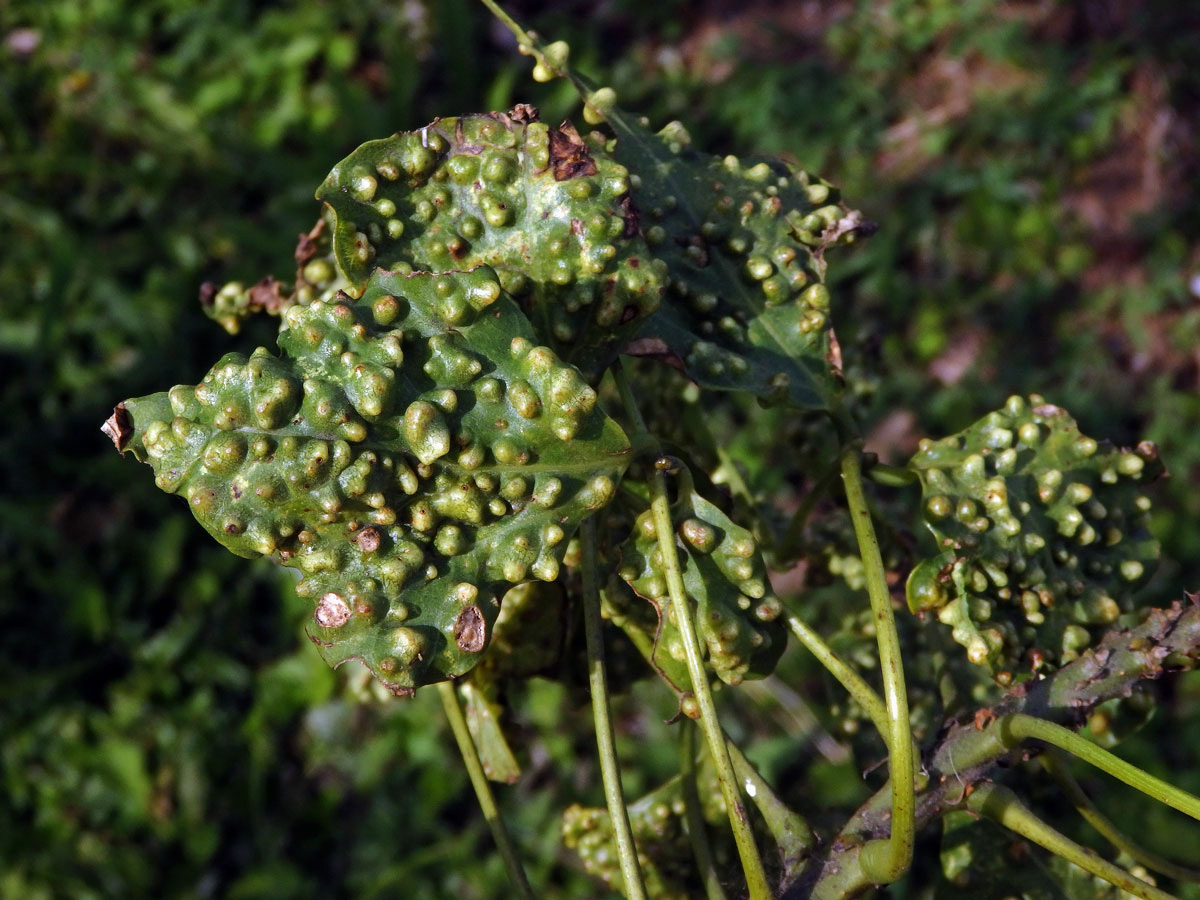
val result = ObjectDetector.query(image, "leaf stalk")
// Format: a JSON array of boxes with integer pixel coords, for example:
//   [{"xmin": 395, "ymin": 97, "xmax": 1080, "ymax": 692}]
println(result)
[{"xmin": 437, "ymin": 681, "xmax": 536, "ymax": 900}]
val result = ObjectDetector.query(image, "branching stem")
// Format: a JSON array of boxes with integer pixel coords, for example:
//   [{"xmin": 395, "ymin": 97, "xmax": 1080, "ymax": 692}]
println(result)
[
  {"xmin": 580, "ymin": 517, "xmax": 648, "ymax": 900},
  {"xmin": 1042, "ymin": 749, "xmax": 1200, "ymax": 885},
  {"xmin": 437, "ymin": 681, "xmax": 535, "ymax": 900},
  {"xmin": 967, "ymin": 782, "xmax": 1178, "ymax": 900},
  {"xmin": 839, "ymin": 443, "xmax": 915, "ymax": 884},
  {"xmin": 613, "ymin": 361, "xmax": 771, "ymax": 899},
  {"xmin": 785, "ymin": 613, "xmax": 891, "ymax": 747},
  {"xmin": 997, "ymin": 714, "xmax": 1200, "ymax": 822},
  {"xmin": 650, "ymin": 463, "xmax": 773, "ymax": 900}
]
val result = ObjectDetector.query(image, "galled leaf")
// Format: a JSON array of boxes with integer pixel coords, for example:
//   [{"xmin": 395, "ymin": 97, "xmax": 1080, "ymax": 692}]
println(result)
[
  {"xmin": 617, "ymin": 466, "xmax": 786, "ymax": 687},
  {"xmin": 482, "ymin": 13, "xmax": 864, "ymax": 410},
  {"xmin": 316, "ymin": 113, "xmax": 666, "ymax": 378},
  {"xmin": 109, "ymin": 266, "xmax": 630, "ymax": 694},
  {"xmin": 907, "ymin": 394, "xmax": 1162, "ymax": 673}
]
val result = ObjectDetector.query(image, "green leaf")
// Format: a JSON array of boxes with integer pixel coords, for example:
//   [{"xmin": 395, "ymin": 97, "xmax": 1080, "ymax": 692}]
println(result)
[
  {"xmin": 617, "ymin": 467, "xmax": 787, "ymax": 686},
  {"xmin": 478, "ymin": 12, "xmax": 862, "ymax": 410},
  {"xmin": 614, "ymin": 120, "xmax": 852, "ymax": 410},
  {"xmin": 459, "ymin": 680, "xmax": 521, "ymax": 784},
  {"xmin": 315, "ymin": 113, "xmax": 666, "ymax": 378},
  {"xmin": 110, "ymin": 266, "xmax": 630, "ymax": 694},
  {"xmin": 908, "ymin": 394, "xmax": 1162, "ymax": 673}
]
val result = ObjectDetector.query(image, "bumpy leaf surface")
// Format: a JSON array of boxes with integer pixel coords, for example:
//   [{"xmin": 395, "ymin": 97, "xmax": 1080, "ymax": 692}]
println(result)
[
  {"xmin": 907, "ymin": 394, "xmax": 1162, "ymax": 673},
  {"xmin": 563, "ymin": 770, "xmax": 725, "ymax": 900},
  {"xmin": 617, "ymin": 469, "xmax": 786, "ymax": 686},
  {"xmin": 316, "ymin": 113, "xmax": 665, "ymax": 377},
  {"xmin": 495, "ymin": 27, "xmax": 862, "ymax": 409},
  {"xmin": 111, "ymin": 266, "xmax": 629, "ymax": 693},
  {"xmin": 615, "ymin": 119, "xmax": 853, "ymax": 410}
]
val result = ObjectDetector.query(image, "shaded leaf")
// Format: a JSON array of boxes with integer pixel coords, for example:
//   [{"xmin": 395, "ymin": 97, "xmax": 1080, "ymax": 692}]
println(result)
[
  {"xmin": 938, "ymin": 809, "xmax": 1153, "ymax": 900},
  {"xmin": 482, "ymin": 13, "xmax": 862, "ymax": 410}
]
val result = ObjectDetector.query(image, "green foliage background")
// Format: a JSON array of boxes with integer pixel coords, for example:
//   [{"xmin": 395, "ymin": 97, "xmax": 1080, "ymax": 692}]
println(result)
[{"xmin": 2, "ymin": 1, "xmax": 1198, "ymax": 897}]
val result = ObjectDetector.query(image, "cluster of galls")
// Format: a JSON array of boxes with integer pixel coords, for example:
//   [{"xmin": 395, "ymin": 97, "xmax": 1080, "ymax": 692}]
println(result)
[
  {"xmin": 116, "ymin": 266, "xmax": 629, "ymax": 692},
  {"xmin": 562, "ymin": 766, "xmax": 726, "ymax": 900},
  {"xmin": 608, "ymin": 116, "xmax": 849, "ymax": 409},
  {"xmin": 317, "ymin": 113, "xmax": 667, "ymax": 378},
  {"xmin": 907, "ymin": 394, "xmax": 1162, "ymax": 676},
  {"xmin": 617, "ymin": 483, "xmax": 786, "ymax": 688}
]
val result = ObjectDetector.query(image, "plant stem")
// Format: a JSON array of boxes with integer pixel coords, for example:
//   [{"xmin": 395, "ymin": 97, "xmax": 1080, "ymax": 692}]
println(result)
[
  {"xmin": 839, "ymin": 443, "xmax": 915, "ymax": 884},
  {"xmin": 1042, "ymin": 749, "xmax": 1200, "ymax": 884},
  {"xmin": 437, "ymin": 681, "xmax": 535, "ymax": 900},
  {"xmin": 650, "ymin": 465, "xmax": 773, "ymax": 900},
  {"xmin": 997, "ymin": 714, "xmax": 1200, "ymax": 822},
  {"xmin": 617, "ymin": 358, "xmax": 770, "ymax": 897},
  {"xmin": 785, "ymin": 612, "xmax": 891, "ymax": 747},
  {"xmin": 967, "ymin": 782, "xmax": 1178, "ymax": 900},
  {"xmin": 863, "ymin": 459, "xmax": 917, "ymax": 487},
  {"xmin": 580, "ymin": 518, "xmax": 648, "ymax": 900},
  {"xmin": 681, "ymin": 723, "xmax": 729, "ymax": 900}
]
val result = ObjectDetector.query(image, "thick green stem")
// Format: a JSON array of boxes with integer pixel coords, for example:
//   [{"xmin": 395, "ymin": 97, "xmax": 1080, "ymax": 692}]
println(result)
[
  {"xmin": 437, "ymin": 681, "xmax": 535, "ymax": 900},
  {"xmin": 967, "ymin": 782, "xmax": 1178, "ymax": 900},
  {"xmin": 580, "ymin": 518, "xmax": 648, "ymax": 900},
  {"xmin": 785, "ymin": 612, "xmax": 891, "ymax": 746},
  {"xmin": 998, "ymin": 714, "xmax": 1200, "ymax": 822},
  {"xmin": 840, "ymin": 444, "xmax": 915, "ymax": 884},
  {"xmin": 650, "ymin": 466, "xmax": 773, "ymax": 900},
  {"xmin": 1042, "ymin": 749, "xmax": 1200, "ymax": 885},
  {"xmin": 681, "ymin": 724, "xmax": 729, "ymax": 900}
]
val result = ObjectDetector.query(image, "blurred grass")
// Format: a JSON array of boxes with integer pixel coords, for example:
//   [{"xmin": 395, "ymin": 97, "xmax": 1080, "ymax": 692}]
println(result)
[{"xmin": 2, "ymin": 0, "xmax": 1198, "ymax": 897}]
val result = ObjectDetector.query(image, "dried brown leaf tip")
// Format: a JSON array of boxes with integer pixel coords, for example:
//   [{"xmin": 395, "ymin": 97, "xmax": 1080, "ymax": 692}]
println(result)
[
  {"xmin": 549, "ymin": 120, "xmax": 597, "ymax": 181},
  {"xmin": 101, "ymin": 403, "xmax": 132, "ymax": 451},
  {"xmin": 507, "ymin": 102, "xmax": 539, "ymax": 124}
]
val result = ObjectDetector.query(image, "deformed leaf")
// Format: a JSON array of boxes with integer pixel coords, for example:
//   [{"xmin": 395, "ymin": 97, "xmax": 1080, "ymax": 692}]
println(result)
[
  {"xmin": 316, "ymin": 113, "xmax": 666, "ymax": 378},
  {"xmin": 484, "ymin": 16, "xmax": 863, "ymax": 410},
  {"xmin": 908, "ymin": 394, "xmax": 1162, "ymax": 673},
  {"xmin": 110, "ymin": 266, "xmax": 630, "ymax": 694},
  {"xmin": 616, "ymin": 120, "xmax": 852, "ymax": 411},
  {"xmin": 562, "ymin": 768, "xmax": 725, "ymax": 900},
  {"xmin": 617, "ymin": 468, "xmax": 787, "ymax": 686}
]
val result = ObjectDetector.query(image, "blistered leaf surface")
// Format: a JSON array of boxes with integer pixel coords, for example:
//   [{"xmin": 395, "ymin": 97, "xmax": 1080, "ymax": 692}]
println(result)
[
  {"xmin": 617, "ymin": 470, "xmax": 786, "ymax": 686},
  {"xmin": 114, "ymin": 267, "xmax": 629, "ymax": 693},
  {"xmin": 316, "ymin": 113, "xmax": 665, "ymax": 377},
  {"xmin": 495, "ymin": 27, "xmax": 862, "ymax": 410},
  {"xmin": 908, "ymin": 394, "xmax": 1162, "ymax": 672}
]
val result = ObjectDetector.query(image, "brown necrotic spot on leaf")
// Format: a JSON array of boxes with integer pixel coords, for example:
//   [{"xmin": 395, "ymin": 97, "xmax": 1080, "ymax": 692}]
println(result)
[
  {"xmin": 619, "ymin": 194, "xmax": 641, "ymax": 238},
  {"xmin": 548, "ymin": 121, "xmax": 597, "ymax": 181},
  {"xmin": 315, "ymin": 592, "xmax": 352, "ymax": 628},
  {"xmin": 356, "ymin": 526, "xmax": 382, "ymax": 552},
  {"xmin": 102, "ymin": 403, "xmax": 133, "ymax": 451},
  {"xmin": 454, "ymin": 605, "xmax": 487, "ymax": 652}
]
